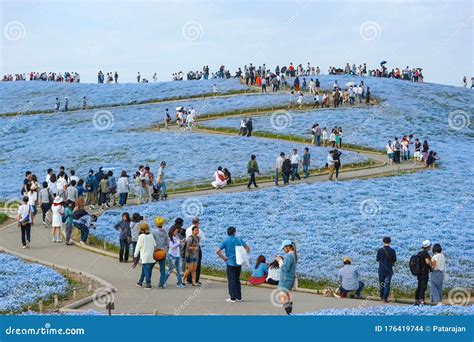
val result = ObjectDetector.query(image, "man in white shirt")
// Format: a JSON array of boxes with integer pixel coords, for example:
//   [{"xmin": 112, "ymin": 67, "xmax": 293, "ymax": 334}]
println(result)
[
  {"xmin": 290, "ymin": 149, "xmax": 301, "ymax": 181},
  {"xmin": 17, "ymin": 196, "xmax": 33, "ymax": 248},
  {"xmin": 185, "ymin": 217, "xmax": 205, "ymax": 285},
  {"xmin": 327, "ymin": 152, "xmax": 335, "ymax": 181},
  {"xmin": 275, "ymin": 152, "xmax": 285, "ymax": 186}
]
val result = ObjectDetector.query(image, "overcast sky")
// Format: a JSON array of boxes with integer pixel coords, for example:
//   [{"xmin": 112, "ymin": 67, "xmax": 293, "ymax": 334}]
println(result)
[{"xmin": 1, "ymin": 0, "xmax": 472, "ymax": 86}]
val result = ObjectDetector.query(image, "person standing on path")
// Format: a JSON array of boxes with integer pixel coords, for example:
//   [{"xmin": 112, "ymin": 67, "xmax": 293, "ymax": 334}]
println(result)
[
  {"xmin": 117, "ymin": 171, "xmax": 130, "ymax": 207},
  {"xmin": 182, "ymin": 226, "xmax": 201, "ymax": 286},
  {"xmin": 245, "ymin": 117, "xmax": 253, "ymax": 137},
  {"xmin": 186, "ymin": 217, "xmax": 206, "ymax": 285},
  {"xmin": 156, "ymin": 161, "xmax": 167, "ymax": 200},
  {"xmin": 282, "ymin": 156, "xmax": 291, "ymax": 185},
  {"xmin": 134, "ymin": 223, "xmax": 156, "ymax": 289},
  {"xmin": 51, "ymin": 196, "xmax": 64, "ymax": 242},
  {"xmin": 247, "ymin": 155, "xmax": 259, "ymax": 189},
  {"xmin": 130, "ymin": 213, "xmax": 143, "ymax": 256},
  {"xmin": 332, "ymin": 149, "xmax": 342, "ymax": 181},
  {"xmin": 165, "ymin": 226, "xmax": 185, "ymax": 288},
  {"xmin": 430, "ymin": 243, "xmax": 446, "ymax": 305},
  {"xmin": 322, "ymin": 127, "xmax": 328, "ymax": 147},
  {"xmin": 151, "ymin": 217, "xmax": 169, "ymax": 288},
  {"xmin": 415, "ymin": 240, "xmax": 432, "ymax": 305},
  {"xmin": 216, "ymin": 226, "xmax": 250, "ymax": 303},
  {"xmin": 314, "ymin": 124, "xmax": 321, "ymax": 146},
  {"xmin": 275, "ymin": 152, "xmax": 285, "ymax": 186},
  {"xmin": 278, "ymin": 240, "xmax": 297, "ymax": 315},
  {"xmin": 17, "ymin": 196, "xmax": 34, "ymax": 248},
  {"xmin": 64, "ymin": 97, "xmax": 69, "ymax": 111},
  {"xmin": 39, "ymin": 182, "xmax": 52, "ymax": 226},
  {"xmin": 376, "ymin": 237, "xmax": 397, "ymax": 302},
  {"xmin": 302, "ymin": 148, "xmax": 310, "ymax": 178},
  {"xmin": 327, "ymin": 151, "xmax": 335, "ymax": 181},
  {"xmin": 290, "ymin": 149, "xmax": 301, "ymax": 181},
  {"xmin": 164, "ymin": 108, "xmax": 171, "ymax": 130},
  {"xmin": 63, "ymin": 201, "xmax": 74, "ymax": 245},
  {"xmin": 114, "ymin": 212, "xmax": 131, "ymax": 263}
]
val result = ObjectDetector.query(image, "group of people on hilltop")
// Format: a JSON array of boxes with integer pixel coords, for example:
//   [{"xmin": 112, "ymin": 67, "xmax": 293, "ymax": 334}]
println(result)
[
  {"xmin": 97, "ymin": 71, "xmax": 119, "ymax": 84},
  {"xmin": 2, "ymin": 71, "xmax": 80, "ymax": 82},
  {"xmin": 386, "ymin": 136, "xmax": 439, "ymax": 167}
]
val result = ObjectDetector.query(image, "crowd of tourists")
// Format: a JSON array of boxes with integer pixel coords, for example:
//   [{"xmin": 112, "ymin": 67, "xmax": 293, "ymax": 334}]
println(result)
[
  {"xmin": 2, "ymin": 71, "xmax": 80, "ymax": 82},
  {"xmin": 385, "ymin": 137, "xmax": 439, "ymax": 167}
]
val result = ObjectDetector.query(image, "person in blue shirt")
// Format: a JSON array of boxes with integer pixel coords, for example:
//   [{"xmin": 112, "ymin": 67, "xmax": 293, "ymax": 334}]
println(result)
[
  {"xmin": 249, "ymin": 255, "xmax": 268, "ymax": 285},
  {"xmin": 376, "ymin": 236, "xmax": 397, "ymax": 302},
  {"xmin": 278, "ymin": 239, "xmax": 297, "ymax": 315},
  {"xmin": 216, "ymin": 227, "xmax": 250, "ymax": 303}
]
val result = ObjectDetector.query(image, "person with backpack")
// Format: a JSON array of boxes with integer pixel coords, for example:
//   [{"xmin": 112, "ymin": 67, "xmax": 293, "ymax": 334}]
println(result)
[
  {"xmin": 411, "ymin": 240, "xmax": 432, "ymax": 305},
  {"xmin": 39, "ymin": 181, "xmax": 52, "ymax": 226},
  {"xmin": 17, "ymin": 196, "xmax": 34, "ymax": 248},
  {"xmin": 85, "ymin": 170, "xmax": 98, "ymax": 208},
  {"xmin": 376, "ymin": 237, "xmax": 397, "ymax": 302},
  {"xmin": 216, "ymin": 226, "xmax": 250, "ymax": 302},
  {"xmin": 282, "ymin": 156, "xmax": 292, "ymax": 185}
]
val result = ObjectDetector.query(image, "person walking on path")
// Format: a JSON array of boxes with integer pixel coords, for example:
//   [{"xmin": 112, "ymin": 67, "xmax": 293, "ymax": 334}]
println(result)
[
  {"xmin": 314, "ymin": 124, "xmax": 321, "ymax": 146},
  {"xmin": 130, "ymin": 213, "xmax": 143, "ymax": 256},
  {"xmin": 117, "ymin": 171, "xmax": 130, "ymax": 207},
  {"xmin": 376, "ymin": 237, "xmax": 397, "ymax": 302},
  {"xmin": 151, "ymin": 216, "xmax": 169, "ymax": 288},
  {"xmin": 327, "ymin": 151, "xmax": 335, "ymax": 181},
  {"xmin": 165, "ymin": 226, "xmax": 185, "ymax": 288},
  {"xmin": 290, "ymin": 149, "xmax": 301, "ymax": 181},
  {"xmin": 386, "ymin": 140, "xmax": 394, "ymax": 165},
  {"xmin": 247, "ymin": 155, "xmax": 259, "ymax": 189},
  {"xmin": 156, "ymin": 161, "xmax": 167, "ymax": 200},
  {"xmin": 302, "ymin": 148, "xmax": 311, "ymax": 178},
  {"xmin": 338, "ymin": 257, "xmax": 364, "ymax": 299},
  {"xmin": 216, "ymin": 226, "xmax": 250, "ymax": 303},
  {"xmin": 245, "ymin": 118, "xmax": 253, "ymax": 137},
  {"xmin": 39, "ymin": 182, "xmax": 52, "ymax": 226},
  {"xmin": 414, "ymin": 240, "xmax": 432, "ymax": 305},
  {"xmin": 275, "ymin": 152, "xmax": 285, "ymax": 186},
  {"xmin": 333, "ymin": 149, "xmax": 342, "ymax": 181},
  {"xmin": 134, "ymin": 223, "xmax": 156, "ymax": 289},
  {"xmin": 182, "ymin": 226, "xmax": 201, "ymax": 286},
  {"xmin": 430, "ymin": 243, "xmax": 446, "ymax": 305},
  {"xmin": 186, "ymin": 217, "xmax": 205, "ymax": 285},
  {"xmin": 278, "ymin": 240, "xmax": 297, "ymax": 315},
  {"xmin": 17, "ymin": 196, "xmax": 34, "ymax": 248},
  {"xmin": 282, "ymin": 156, "xmax": 291, "ymax": 185},
  {"xmin": 114, "ymin": 212, "xmax": 131, "ymax": 262}
]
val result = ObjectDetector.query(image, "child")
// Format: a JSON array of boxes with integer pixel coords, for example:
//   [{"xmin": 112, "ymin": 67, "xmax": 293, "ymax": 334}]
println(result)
[
  {"xmin": 249, "ymin": 255, "xmax": 268, "ymax": 285},
  {"xmin": 114, "ymin": 212, "xmax": 131, "ymax": 262},
  {"xmin": 64, "ymin": 201, "xmax": 74, "ymax": 245},
  {"xmin": 266, "ymin": 256, "xmax": 283, "ymax": 285}
]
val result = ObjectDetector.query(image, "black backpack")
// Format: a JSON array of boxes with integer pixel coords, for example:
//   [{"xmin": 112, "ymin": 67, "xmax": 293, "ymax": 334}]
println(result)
[{"xmin": 409, "ymin": 253, "xmax": 422, "ymax": 276}]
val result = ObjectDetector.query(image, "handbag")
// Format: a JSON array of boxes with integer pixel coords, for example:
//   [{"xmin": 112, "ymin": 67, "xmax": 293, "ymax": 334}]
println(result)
[{"xmin": 235, "ymin": 238, "xmax": 249, "ymax": 267}]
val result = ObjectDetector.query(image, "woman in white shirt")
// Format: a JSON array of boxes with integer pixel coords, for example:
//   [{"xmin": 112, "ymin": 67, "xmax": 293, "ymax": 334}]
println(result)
[
  {"xmin": 164, "ymin": 226, "xmax": 185, "ymax": 288},
  {"xmin": 386, "ymin": 140, "xmax": 394, "ymax": 165},
  {"xmin": 211, "ymin": 167, "xmax": 227, "ymax": 189},
  {"xmin": 134, "ymin": 223, "xmax": 156, "ymax": 289},
  {"xmin": 266, "ymin": 256, "xmax": 282, "ymax": 285},
  {"xmin": 117, "ymin": 171, "xmax": 130, "ymax": 207},
  {"xmin": 51, "ymin": 196, "xmax": 64, "ymax": 242},
  {"xmin": 430, "ymin": 243, "xmax": 446, "ymax": 305}
]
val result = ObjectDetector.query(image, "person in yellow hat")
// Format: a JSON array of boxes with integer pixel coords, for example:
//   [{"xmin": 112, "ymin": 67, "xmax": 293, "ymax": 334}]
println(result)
[
  {"xmin": 337, "ymin": 256, "xmax": 364, "ymax": 299},
  {"xmin": 152, "ymin": 216, "xmax": 169, "ymax": 288}
]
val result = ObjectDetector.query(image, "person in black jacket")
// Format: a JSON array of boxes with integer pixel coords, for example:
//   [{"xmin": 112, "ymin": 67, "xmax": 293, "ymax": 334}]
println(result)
[
  {"xmin": 376, "ymin": 237, "xmax": 397, "ymax": 302},
  {"xmin": 245, "ymin": 118, "xmax": 253, "ymax": 137},
  {"xmin": 415, "ymin": 240, "xmax": 432, "ymax": 305},
  {"xmin": 282, "ymin": 157, "xmax": 292, "ymax": 185}
]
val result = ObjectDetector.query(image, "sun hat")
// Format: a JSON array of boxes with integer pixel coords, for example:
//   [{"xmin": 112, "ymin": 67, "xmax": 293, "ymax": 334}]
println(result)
[
  {"xmin": 154, "ymin": 216, "xmax": 165, "ymax": 227},
  {"xmin": 343, "ymin": 256, "xmax": 352, "ymax": 263},
  {"xmin": 421, "ymin": 240, "xmax": 431, "ymax": 248},
  {"xmin": 53, "ymin": 196, "xmax": 63, "ymax": 204},
  {"xmin": 279, "ymin": 239, "xmax": 293, "ymax": 250}
]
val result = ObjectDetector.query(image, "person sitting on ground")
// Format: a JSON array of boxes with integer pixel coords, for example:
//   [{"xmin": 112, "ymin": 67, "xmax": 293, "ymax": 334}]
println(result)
[
  {"xmin": 338, "ymin": 256, "xmax": 364, "ymax": 299},
  {"xmin": 249, "ymin": 255, "xmax": 268, "ymax": 285},
  {"xmin": 223, "ymin": 168, "xmax": 232, "ymax": 185},
  {"xmin": 425, "ymin": 151, "xmax": 439, "ymax": 168},
  {"xmin": 212, "ymin": 166, "xmax": 227, "ymax": 189},
  {"xmin": 266, "ymin": 256, "xmax": 282, "ymax": 285}
]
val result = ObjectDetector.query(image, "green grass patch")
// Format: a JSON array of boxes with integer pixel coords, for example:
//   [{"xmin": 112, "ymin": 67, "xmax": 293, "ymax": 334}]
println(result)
[{"xmin": 0, "ymin": 213, "xmax": 9, "ymax": 224}]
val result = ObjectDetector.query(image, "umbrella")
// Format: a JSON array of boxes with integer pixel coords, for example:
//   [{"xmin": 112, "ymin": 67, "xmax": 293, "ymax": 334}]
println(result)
[
  {"xmin": 380, "ymin": 61, "xmax": 387, "ymax": 65},
  {"xmin": 345, "ymin": 81, "xmax": 356, "ymax": 87}
]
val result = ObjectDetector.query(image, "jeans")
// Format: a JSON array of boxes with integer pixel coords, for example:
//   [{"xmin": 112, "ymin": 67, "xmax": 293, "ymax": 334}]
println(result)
[
  {"xmin": 165, "ymin": 254, "xmax": 183, "ymax": 285},
  {"xmin": 74, "ymin": 222, "xmax": 89, "ymax": 242},
  {"xmin": 335, "ymin": 164, "xmax": 340, "ymax": 179},
  {"xmin": 378, "ymin": 273, "xmax": 392, "ymax": 300},
  {"xmin": 282, "ymin": 172, "xmax": 290, "ymax": 185},
  {"xmin": 340, "ymin": 281, "xmax": 364, "ymax": 297},
  {"xmin": 118, "ymin": 192, "xmax": 128, "ymax": 206},
  {"xmin": 430, "ymin": 270, "xmax": 444, "ymax": 304},
  {"xmin": 415, "ymin": 274, "xmax": 429, "ymax": 302},
  {"xmin": 291, "ymin": 164, "xmax": 300, "ymax": 180},
  {"xmin": 303, "ymin": 164, "xmax": 309, "ymax": 178},
  {"xmin": 40, "ymin": 203, "xmax": 51, "ymax": 222},
  {"xmin": 20, "ymin": 223, "xmax": 31, "ymax": 246},
  {"xmin": 138, "ymin": 263, "xmax": 155, "ymax": 287},
  {"xmin": 130, "ymin": 241, "xmax": 137, "ymax": 256},
  {"xmin": 275, "ymin": 170, "xmax": 281, "ymax": 185},
  {"xmin": 119, "ymin": 238, "xmax": 130, "ymax": 262},
  {"xmin": 65, "ymin": 223, "xmax": 73, "ymax": 242},
  {"xmin": 226, "ymin": 264, "xmax": 242, "ymax": 300},
  {"xmin": 160, "ymin": 182, "xmax": 167, "ymax": 197},
  {"xmin": 156, "ymin": 258, "xmax": 166, "ymax": 286},
  {"xmin": 316, "ymin": 135, "xmax": 321, "ymax": 146}
]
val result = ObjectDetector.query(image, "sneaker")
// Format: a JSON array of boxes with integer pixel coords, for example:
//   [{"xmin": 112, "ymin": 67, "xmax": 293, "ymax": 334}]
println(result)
[
  {"xmin": 52, "ymin": 238, "xmax": 56, "ymax": 242},
  {"xmin": 144, "ymin": 285, "xmax": 152, "ymax": 290},
  {"xmin": 136, "ymin": 283, "xmax": 143, "ymax": 288},
  {"xmin": 22, "ymin": 245, "xmax": 27, "ymax": 249},
  {"xmin": 26, "ymin": 242, "xmax": 30, "ymax": 248},
  {"xmin": 225, "ymin": 298, "xmax": 236, "ymax": 303},
  {"xmin": 236, "ymin": 299, "xmax": 243, "ymax": 302},
  {"xmin": 42, "ymin": 221, "xmax": 47, "ymax": 226},
  {"xmin": 79, "ymin": 241, "xmax": 85, "ymax": 245},
  {"xmin": 157, "ymin": 284, "xmax": 164, "ymax": 289},
  {"xmin": 176, "ymin": 284, "xmax": 186, "ymax": 288}
]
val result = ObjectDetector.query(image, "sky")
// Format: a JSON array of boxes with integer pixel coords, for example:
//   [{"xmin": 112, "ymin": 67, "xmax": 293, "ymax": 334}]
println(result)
[{"xmin": 1, "ymin": 0, "xmax": 472, "ymax": 86}]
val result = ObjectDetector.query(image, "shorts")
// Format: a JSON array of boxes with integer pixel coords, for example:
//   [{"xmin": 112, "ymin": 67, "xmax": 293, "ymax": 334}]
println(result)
[
  {"xmin": 186, "ymin": 256, "xmax": 198, "ymax": 264},
  {"xmin": 388, "ymin": 153, "xmax": 394, "ymax": 159}
]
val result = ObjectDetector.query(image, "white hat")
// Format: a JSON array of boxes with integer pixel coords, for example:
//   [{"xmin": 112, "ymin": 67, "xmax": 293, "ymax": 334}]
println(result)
[
  {"xmin": 421, "ymin": 240, "xmax": 431, "ymax": 248},
  {"xmin": 53, "ymin": 196, "xmax": 63, "ymax": 204}
]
